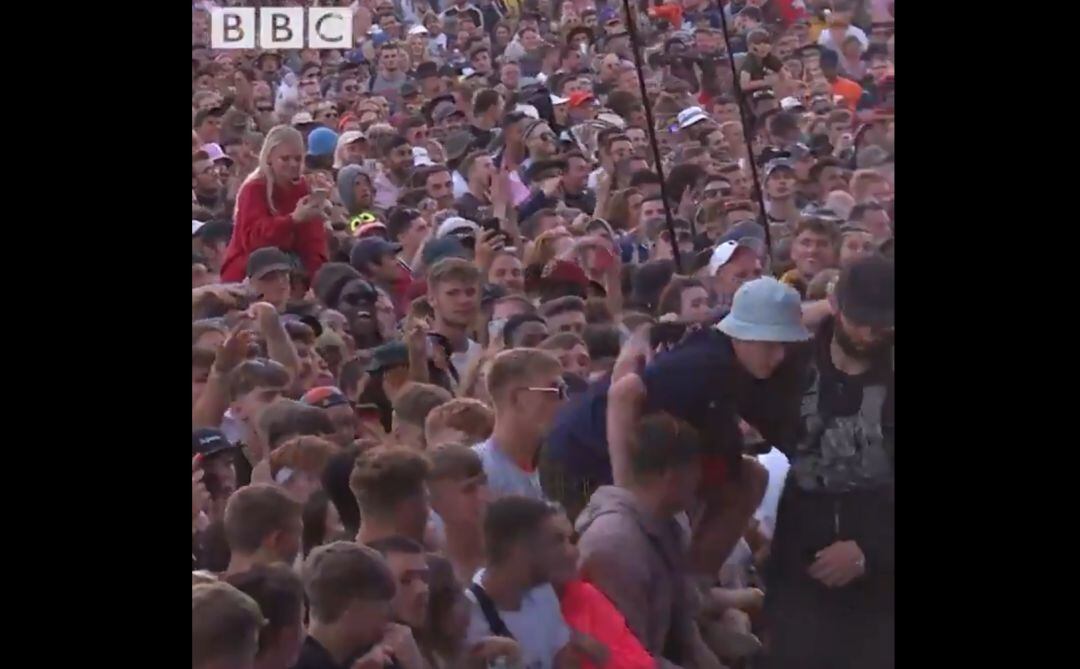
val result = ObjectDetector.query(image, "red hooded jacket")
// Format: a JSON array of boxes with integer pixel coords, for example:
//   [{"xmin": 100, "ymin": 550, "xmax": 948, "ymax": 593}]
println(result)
[
  {"xmin": 219, "ymin": 176, "xmax": 328, "ymax": 283},
  {"xmin": 559, "ymin": 579, "xmax": 654, "ymax": 669}
]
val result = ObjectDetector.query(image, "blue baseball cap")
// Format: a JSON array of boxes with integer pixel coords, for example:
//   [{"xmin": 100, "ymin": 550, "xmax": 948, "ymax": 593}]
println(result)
[
  {"xmin": 307, "ymin": 127, "xmax": 339, "ymax": 157},
  {"xmin": 717, "ymin": 277, "xmax": 810, "ymax": 342}
]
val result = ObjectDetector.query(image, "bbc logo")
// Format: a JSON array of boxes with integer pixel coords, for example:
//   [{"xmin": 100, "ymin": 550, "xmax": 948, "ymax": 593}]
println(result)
[{"xmin": 211, "ymin": 7, "xmax": 354, "ymax": 49}]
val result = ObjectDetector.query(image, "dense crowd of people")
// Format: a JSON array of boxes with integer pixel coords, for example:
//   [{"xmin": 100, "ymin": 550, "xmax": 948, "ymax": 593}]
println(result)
[{"xmin": 192, "ymin": 1, "xmax": 895, "ymax": 668}]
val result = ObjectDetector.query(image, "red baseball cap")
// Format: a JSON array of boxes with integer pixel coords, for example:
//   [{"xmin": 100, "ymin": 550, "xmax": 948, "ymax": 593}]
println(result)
[{"xmin": 568, "ymin": 91, "xmax": 596, "ymax": 109}]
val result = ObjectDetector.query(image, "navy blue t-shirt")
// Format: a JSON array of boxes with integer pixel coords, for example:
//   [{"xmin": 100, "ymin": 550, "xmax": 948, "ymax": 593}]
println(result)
[{"xmin": 544, "ymin": 328, "xmax": 807, "ymax": 492}]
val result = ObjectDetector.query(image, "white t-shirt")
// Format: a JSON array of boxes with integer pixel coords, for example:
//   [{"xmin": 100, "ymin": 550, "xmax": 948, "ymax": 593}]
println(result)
[
  {"xmin": 452, "ymin": 169, "xmax": 469, "ymax": 199},
  {"xmin": 754, "ymin": 447, "xmax": 791, "ymax": 539},
  {"xmin": 465, "ymin": 569, "xmax": 571, "ymax": 669},
  {"xmin": 818, "ymin": 25, "xmax": 870, "ymax": 53},
  {"xmin": 472, "ymin": 437, "xmax": 545, "ymax": 501},
  {"xmin": 450, "ymin": 338, "xmax": 482, "ymax": 380}
]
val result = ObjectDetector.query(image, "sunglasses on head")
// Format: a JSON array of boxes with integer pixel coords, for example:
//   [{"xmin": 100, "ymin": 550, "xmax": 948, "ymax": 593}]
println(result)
[{"xmin": 523, "ymin": 382, "xmax": 569, "ymax": 400}]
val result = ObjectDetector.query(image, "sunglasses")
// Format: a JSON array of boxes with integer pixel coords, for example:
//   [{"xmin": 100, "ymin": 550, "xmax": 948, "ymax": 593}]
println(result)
[{"xmin": 523, "ymin": 383, "xmax": 569, "ymax": 400}]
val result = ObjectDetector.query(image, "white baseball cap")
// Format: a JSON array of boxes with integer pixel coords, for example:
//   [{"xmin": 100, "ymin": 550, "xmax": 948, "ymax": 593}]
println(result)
[
  {"xmin": 192, "ymin": 219, "xmax": 206, "ymax": 236},
  {"xmin": 408, "ymin": 25, "xmax": 429, "ymax": 36},
  {"xmin": 780, "ymin": 96, "xmax": 805, "ymax": 111},
  {"xmin": 436, "ymin": 217, "xmax": 480, "ymax": 239},
  {"xmin": 515, "ymin": 104, "xmax": 540, "ymax": 119},
  {"xmin": 550, "ymin": 94, "xmax": 570, "ymax": 105},
  {"xmin": 677, "ymin": 106, "xmax": 710, "ymax": 129},
  {"xmin": 707, "ymin": 240, "xmax": 757, "ymax": 276}
]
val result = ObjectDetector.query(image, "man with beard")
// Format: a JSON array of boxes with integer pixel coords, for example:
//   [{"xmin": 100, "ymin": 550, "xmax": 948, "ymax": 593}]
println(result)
[
  {"xmin": 766, "ymin": 255, "xmax": 894, "ymax": 669},
  {"xmin": 420, "ymin": 165, "xmax": 455, "ymax": 211},
  {"xmin": 374, "ymin": 136, "xmax": 415, "ymax": 212}
]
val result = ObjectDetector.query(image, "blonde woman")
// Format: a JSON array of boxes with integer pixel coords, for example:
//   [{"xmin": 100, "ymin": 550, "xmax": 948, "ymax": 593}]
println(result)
[{"xmin": 219, "ymin": 125, "xmax": 328, "ymax": 282}]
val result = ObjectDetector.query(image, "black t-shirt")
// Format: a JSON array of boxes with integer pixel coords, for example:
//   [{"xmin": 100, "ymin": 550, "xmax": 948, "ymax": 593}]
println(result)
[
  {"xmin": 787, "ymin": 317, "xmax": 894, "ymax": 492},
  {"xmin": 543, "ymin": 329, "xmax": 810, "ymax": 490},
  {"xmin": 563, "ymin": 189, "xmax": 597, "ymax": 216},
  {"xmin": 294, "ymin": 636, "xmax": 403, "ymax": 669},
  {"xmin": 453, "ymin": 191, "xmax": 490, "ymax": 222},
  {"xmin": 468, "ymin": 124, "xmax": 495, "ymax": 150},
  {"xmin": 741, "ymin": 53, "xmax": 783, "ymax": 81}
]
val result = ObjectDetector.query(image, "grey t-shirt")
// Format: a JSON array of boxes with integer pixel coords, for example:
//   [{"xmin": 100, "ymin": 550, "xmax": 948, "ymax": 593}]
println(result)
[{"xmin": 472, "ymin": 437, "xmax": 545, "ymax": 501}]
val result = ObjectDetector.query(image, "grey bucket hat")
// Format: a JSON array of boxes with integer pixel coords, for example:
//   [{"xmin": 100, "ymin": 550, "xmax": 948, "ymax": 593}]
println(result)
[{"xmin": 718, "ymin": 277, "xmax": 811, "ymax": 343}]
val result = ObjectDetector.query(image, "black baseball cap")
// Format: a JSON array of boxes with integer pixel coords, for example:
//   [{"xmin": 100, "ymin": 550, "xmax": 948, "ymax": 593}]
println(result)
[
  {"xmin": 246, "ymin": 247, "xmax": 293, "ymax": 280},
  {"xmin": 192, "ymin": 428, "xmax": 237, "ymax": 458},
  {"xmin": 836, "ymin": 255, "xmax": 894, "ymax": 328},
  {"xmin": 366, "ymin": 341, "xmax": 410, "ymax": 373},
  {"xmin": 349, "ymin": 237, "xmax": 402, "ymax": 273},
  {"xmin": 415, "ymin": 61, "xmax": 439, "ymax": 80},
  {"xmin": 525, "ymin": 157, "xmax": 569, "ymax": 183}
]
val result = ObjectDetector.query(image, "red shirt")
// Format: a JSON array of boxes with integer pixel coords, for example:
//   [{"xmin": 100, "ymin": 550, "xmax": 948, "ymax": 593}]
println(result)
[
  {"xmin": 831, "ymin": 77, "xmax": 865, "ymax": 111},
  {"xmin": 219, "ymin": 176, "xmax": 328, "ymax": 282},
  {"xmin": 559, "ymin": 579, "xmax": 654, "ymax": 669}
]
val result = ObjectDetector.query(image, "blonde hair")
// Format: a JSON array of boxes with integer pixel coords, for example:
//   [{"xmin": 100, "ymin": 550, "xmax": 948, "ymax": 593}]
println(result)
[
  {"xmin": 486, "ymin": 348, "xmax": 562, "ymax": 406},
  {"xmin": 235, "ymin": 124, "xmax": 304, "ymax": 217}
]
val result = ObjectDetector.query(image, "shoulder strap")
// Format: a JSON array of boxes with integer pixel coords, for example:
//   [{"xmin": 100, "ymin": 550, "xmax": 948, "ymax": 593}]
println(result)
[{"xmin": 468, "ymin": 582, "xmax": 515, "ymax": 640}]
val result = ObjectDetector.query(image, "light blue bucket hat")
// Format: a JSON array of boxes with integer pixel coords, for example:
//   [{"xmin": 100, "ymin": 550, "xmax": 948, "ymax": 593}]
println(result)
[{"xmin": 718, "ymin": 277, "xmax": 811, "ymax": 343}]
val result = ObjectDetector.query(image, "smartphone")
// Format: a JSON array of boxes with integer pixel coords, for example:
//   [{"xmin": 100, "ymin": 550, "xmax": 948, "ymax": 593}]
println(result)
[
  {"xmin": 650, "ymin": 321, "xmax": 688, "ymax": 350},
  {"xmin": 310, "ymin": 188, "xmax": 330, "ymax": 204}
]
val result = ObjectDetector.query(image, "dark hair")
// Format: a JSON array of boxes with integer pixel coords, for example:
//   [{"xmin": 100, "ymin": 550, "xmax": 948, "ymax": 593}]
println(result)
[
  {"xmin": 193, "ymin": 106, "xmax": 225, "ymax": 128},
  {"xmin": 303, "ymin": 542, "xmax": 396, "ymax": 623},
  {"xmin": 338, "ymin": 357, "xmax": 368, "ymax": 398},
  {"xmin": 257, "ymin": 399, "xmax": 336, "ymax": 449},
  {"xmin": 809, "ymin": 157, "xmax": 843, "ymax": 182},
  {"xmin": 606, "ymin": 90, "xmax": 641, "ymax": 119},
  {"xmin": 321, "ymin": 445, "xmax": 362, "ymax": 537},
  {"xmin": 631, "ymin": 259, "xmax": 677, "ymax": 313},
  {"xmin": 228, "ymin": 359, "xmax": 290, "ymax": 401},
  {"xmin": 630, "ymin": 413, "xmax": 701, "ymax": 477},
  {"xmin": 349, "ymin": 446, "xmax": 431, "ymax": 516},
  {"xmin": 225, "ymin": 565, "xmax": 304, "ymax": 658},
  {"xmin": 196, "ymin": 221, "xmax": 234, "ymax": 246},
  {"xmin": 387, "ymin": 207, "xmax": 423, "ymax": 242},
  {"xmin": 737, "ymin": 6, "xmax": 764, "ymax": 22},
  {"xmin": 381, "ymin": 134, "xmax": 411, "ymax": 158},
  {"xmin": 666, "ymin": 164, "xmax": 706, "ymax": 203},
  {"xmin": 421, "ymin": 554, "xmax": 464, "ymax": 656},
  {"xmin": 747, "ymin": 28, "xmax": 771, "ymax": 45},
  {"xmin": 656, "ymin": 277, "xmax": 706, "ymax": 318},
  {"xmin": 224, "ymin": 484, "xmax": 302, "ymax": 555},
  {"xmin": 473, "ymin": 88, "xmax": 502, "ymax": 116},
  {"xmin": 428, "ymin": 444, "xmax": 485, "ymax": 481},
  {"xmin": 629, "ymin": 170, "xmax": 661, "ymax": 188},
  {"xmin": 768, "ymin": 112, "xmax": 799, "ymax": 137},
  {"xmin": 583, "ymin": 297, "xmax": 614, "ymax": 324},
  {"xmin": 583, "ymin": 323, "xmax": 621, "ymax": 361},
  {"xmin": 849, "ymin": 201, "xmax": 885, "ymax": 222},
  {"xmin": 403, "ymin": 114, "xmax": 428, "ymax": 131},
  {"xmin": 503, "ymin": 313, "xmax": 547, "ymax": 348},
  {"xmin": 367, "ymin": 535, "xmax": 425, "ymax": 557},
  {"xmin": 484, "ymin": 496, "xmax": 557, "ymax": 565},
  {"xmin": 793, "ymin": 217, "xmax": 840, "ymax": 242},
  {"xmin": 302, "ymin": 489, "xmax": 334, "ymax": 558}
]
